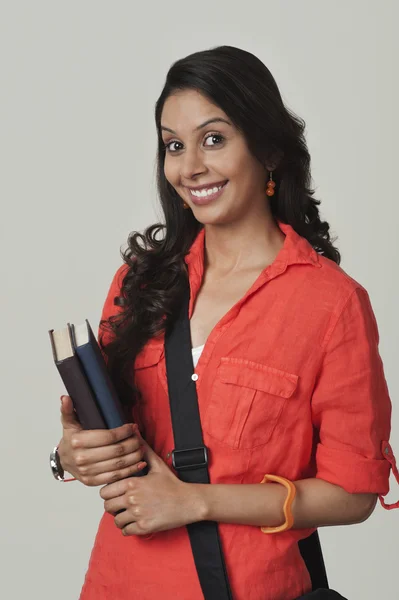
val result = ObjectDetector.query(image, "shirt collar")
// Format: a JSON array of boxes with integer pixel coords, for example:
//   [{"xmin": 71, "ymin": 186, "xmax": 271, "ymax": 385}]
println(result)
[{"xmin": 184, "ymin": 220, "xmax": 320, "ymax": 274}]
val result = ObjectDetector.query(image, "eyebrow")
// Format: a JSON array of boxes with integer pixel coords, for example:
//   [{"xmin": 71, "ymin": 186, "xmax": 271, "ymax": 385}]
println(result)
[{"xmin": 160, "ymin": 117, "xmax": 232, "ymax": 135}]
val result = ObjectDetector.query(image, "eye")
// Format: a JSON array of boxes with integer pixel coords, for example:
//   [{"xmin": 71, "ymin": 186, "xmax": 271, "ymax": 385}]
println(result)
[
  {"xmin": 203, "ymin": 133, "xmax": 225, "ymax": 147},
  {"xmin": 163, "ymin": 140, "xmax": 183, "ymax": 153},
  {"xmin": 163, "ymin": 133, "xmax": 225, "ymax": 154}
]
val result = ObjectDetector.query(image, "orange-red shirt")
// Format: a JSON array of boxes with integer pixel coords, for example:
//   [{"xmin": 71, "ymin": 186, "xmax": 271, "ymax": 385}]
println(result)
[{"xmin": 80, "ymin": 221, "xmax": 398, "ymax": 600}]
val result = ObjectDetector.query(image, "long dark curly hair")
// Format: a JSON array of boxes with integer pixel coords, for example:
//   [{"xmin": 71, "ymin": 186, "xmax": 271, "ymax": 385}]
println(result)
[{"xmin": 100, "ymin": 44, "xmax": 340, "ymax": 412}]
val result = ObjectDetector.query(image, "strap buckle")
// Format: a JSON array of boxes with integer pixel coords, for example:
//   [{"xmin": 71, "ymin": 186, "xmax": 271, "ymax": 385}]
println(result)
[{"xmin": 172, "ymin": 446, "xmax": 208, "ymax": 471}]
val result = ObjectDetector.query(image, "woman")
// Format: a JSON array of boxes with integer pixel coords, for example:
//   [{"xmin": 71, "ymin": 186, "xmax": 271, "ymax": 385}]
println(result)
[{"xmin": 57, "ymin": 45, "xmax": 398, "ymax": 600}]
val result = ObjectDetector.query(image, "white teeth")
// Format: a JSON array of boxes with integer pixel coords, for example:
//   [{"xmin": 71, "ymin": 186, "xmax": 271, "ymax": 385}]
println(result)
[{"xmin": 190, "ymin": 184, "xmax": 225, "ymax": 197}]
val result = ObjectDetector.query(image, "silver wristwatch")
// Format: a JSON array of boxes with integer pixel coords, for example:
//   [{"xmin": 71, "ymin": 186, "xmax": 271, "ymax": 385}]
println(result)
[{"xmin": 50, "ymin": 445, "xmax": 65, "ymax": 481}]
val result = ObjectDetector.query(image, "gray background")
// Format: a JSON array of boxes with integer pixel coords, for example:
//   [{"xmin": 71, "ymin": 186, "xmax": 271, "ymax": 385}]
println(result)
[{"xmin": 1, "ymin": 1, "xmax": 398, "ymax": 598}]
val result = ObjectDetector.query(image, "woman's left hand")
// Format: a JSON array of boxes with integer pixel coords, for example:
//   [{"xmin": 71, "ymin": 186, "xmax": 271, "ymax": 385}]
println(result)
[{"xmin": 99, "ymin": 437, "xmax": 205, "ymax": 536}]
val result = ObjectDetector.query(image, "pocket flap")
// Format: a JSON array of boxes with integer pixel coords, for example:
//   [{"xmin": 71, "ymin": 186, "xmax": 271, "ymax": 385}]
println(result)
[
  {"xmin": 218, "ymin": 357, "xmax": 298, "ymax": 398},
  {"xmin": 135, "ymin": 342, "xmax": 164, "ymax": 369}
]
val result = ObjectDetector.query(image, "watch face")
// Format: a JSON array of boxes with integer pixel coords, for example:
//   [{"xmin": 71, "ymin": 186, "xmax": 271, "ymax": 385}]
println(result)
[
  {"xmin": 50, "ymin": 446, "xmax": 64, "ymax": 481},
  {"xmin": 55, "ymin": 449, "xmax": 63, "ymax": 472}
]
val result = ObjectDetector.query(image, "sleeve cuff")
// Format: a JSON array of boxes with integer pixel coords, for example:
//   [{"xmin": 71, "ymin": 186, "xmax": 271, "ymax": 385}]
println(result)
[{"xmin": 315, "ymin": 442, "xmax": 391, "ymax": 495}]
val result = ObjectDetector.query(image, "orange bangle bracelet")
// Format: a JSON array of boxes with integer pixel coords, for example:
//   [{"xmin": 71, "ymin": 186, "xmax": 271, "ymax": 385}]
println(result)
[{"xmin": 259, "ymin": 474, "xmax": 296, "ymax": 534}]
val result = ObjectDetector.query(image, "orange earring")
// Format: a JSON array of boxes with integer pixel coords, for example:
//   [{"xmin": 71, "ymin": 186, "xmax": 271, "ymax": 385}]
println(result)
[
  {"xmin": 182, "ymin": 201, "xmax": 189, "ymax": 209},
  {"xmin": 266, "ymin": 171, "xmax": 276, "ymax": 197}
]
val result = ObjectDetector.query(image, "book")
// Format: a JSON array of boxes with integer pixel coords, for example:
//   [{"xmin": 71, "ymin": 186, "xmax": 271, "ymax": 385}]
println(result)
[
  {"xmin": 69, "ymin": 320, "xmax": 128, "ymax": 429},
  {"xmin": 49, "ymin": 324, "xmax": 107, "ymax": 430},
  {"xmin": 49, "ymin": 319, "xmax": 149, "ymax": 479}
]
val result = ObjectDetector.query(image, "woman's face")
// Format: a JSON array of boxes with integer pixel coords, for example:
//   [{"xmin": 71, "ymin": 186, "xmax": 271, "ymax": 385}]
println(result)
[{"xmin": 160, "ymin": 89, "xmax": 270, "ymax": 226}]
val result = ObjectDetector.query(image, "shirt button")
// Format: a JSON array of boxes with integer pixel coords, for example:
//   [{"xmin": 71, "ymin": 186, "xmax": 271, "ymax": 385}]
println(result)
[{"xmin": 191, "ymin": 373, "xmax": 199, "ymax": 381}]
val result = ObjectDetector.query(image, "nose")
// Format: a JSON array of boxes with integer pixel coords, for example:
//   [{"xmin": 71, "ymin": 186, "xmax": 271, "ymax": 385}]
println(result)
[{"xmin": 179, "ymin": 146, "xmax": 206, "ymax": 180}]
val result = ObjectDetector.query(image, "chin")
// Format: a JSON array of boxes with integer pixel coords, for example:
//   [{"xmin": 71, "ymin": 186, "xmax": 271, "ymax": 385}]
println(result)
[{"xmin": 193, "ymin": 208, "xmax": 231, "ymax": 227}]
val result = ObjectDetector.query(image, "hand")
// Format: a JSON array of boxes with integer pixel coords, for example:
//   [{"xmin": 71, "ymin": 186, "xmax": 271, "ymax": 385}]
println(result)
[
  {"xmin": 100, "ymin": 437, "xmax": 205, "ymax": 536},
  {"xmin": 57, "ymin": 395, "xmax": 147, "ymax": 486}
]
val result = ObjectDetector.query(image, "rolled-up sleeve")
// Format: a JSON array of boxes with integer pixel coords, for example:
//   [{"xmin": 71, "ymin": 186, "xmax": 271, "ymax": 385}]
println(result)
[{"xmin": 311, "ymin": 286, "xmax": 398, "ymax": 508}]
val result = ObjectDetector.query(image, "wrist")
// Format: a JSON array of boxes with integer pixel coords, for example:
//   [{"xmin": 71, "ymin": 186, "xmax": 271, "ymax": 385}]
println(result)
[
  {"xmin": 50, "ymin": 444, "xmax": 76, "ymax": 482},
  {"xmin": 185, "ymin": 482, "xmax": 209, "ymax": 523},
  {"xmin": 183, "ymin": 481, "xmax": 289, "ymax": 528}
]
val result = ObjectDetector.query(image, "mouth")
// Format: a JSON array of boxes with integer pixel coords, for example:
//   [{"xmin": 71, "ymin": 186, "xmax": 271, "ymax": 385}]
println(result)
[{"xmin": 187, "ymin": 180, "xmax": 229, "ymax": 206}]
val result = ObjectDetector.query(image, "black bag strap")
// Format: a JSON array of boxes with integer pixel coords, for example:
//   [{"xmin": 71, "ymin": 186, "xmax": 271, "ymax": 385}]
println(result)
[
  {"xmin": 164, "ymin": 281, "xmax": 329, "ymax": 598},
  {"xmin": 298, "ymin": 529, "xmax": 329, "ymax": 590},
  {"xmin": 164, "ymin": 284, "xmax": 233, "ymax": 600}
]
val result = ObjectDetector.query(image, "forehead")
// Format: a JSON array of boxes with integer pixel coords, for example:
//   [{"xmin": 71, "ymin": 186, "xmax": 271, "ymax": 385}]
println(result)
[{"xmin": 161, "ymin": 89, "xmax": 228, "ymax": 131}]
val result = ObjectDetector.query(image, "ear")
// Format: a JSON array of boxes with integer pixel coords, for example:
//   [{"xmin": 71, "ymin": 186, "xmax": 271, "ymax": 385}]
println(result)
[{"xmin": 266, "ymin": 149, "xmax": 284, "ymax": 172}]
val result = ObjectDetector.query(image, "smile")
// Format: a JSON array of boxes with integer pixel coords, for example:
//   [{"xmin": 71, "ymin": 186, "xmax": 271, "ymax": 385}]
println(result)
[{"xmin": 188, "ymin": 181, "xmax": 229, "ymax": 205}]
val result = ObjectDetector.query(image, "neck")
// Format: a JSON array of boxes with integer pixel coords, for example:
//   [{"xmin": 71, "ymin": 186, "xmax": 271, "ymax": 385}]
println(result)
[{"xmin": 203, "ymin": 211, "xmax": 285, "ymax": 275}]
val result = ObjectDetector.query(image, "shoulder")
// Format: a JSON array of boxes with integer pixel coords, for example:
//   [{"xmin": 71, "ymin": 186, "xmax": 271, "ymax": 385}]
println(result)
[
  {"xmin": 304, "ymin": 254, "xmax": 380, "ymax": 349},
  {"xmin": 288, "ymin": 251, "xmax": 377, "ymax": 348},
  {"xmin": 306, "ymin": 253, "xmax": 370, "ymax": 315},
  {"xmin": 109, "ymin": 263, "xmax": 130, "ymax": 293}
]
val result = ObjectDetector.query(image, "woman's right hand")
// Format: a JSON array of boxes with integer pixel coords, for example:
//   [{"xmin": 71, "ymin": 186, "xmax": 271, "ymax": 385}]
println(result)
[{"xmin": 57, "ymin": 395, "xmax": 147, "ymax": 486}]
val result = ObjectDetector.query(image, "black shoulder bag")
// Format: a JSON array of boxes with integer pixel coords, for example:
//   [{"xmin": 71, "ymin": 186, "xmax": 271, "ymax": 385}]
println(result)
[{"xmin": 164, "ymin": 283, "xmax": 347, "ymax": 600}]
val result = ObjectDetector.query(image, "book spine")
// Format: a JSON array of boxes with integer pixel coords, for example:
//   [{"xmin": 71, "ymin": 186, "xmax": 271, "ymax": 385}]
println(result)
[
  {"xmin": 55, "ymin": 357, "xmax": 107, "ymax": 430},
  {"xmin": 74, "ymin": 343, "xmax": 127, "ymax": 429}
]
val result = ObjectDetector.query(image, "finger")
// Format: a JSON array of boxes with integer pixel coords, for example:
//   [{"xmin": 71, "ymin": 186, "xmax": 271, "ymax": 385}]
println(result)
[
  {"xmin": 78, "ymin": 446, "xmax": 145, "ymax": 478},
  {"xmin": 60, "ymin": 396, "xmax": 82, "ymax": 432},
  {"xmin": 114, "ymin": 503, "xmax": 139, "ymax": 529},
  {"xmin": 121, "ymin": 521, "xmax": 150, "ymax": 537},
  {"xmin": 73, "ymin": 434, "xmax": 142, "ymax": 466},
  {"xmin": 103, "ymin": 495, "xmax": 127, "ymax": 516},
  {"xmin": 81, "ymin": 461, "xmax": 147, "ymax": 488},
  {"xmin": 70, "ymin": 422, "xmax": 136, "ymax": 450},
  {"xmin": 138, "ymin": 438, "xmax": 162, "ymax": 469},
  {"xmin": 100, "ymin": 476, "xmax": 137, "ymax": 500}
]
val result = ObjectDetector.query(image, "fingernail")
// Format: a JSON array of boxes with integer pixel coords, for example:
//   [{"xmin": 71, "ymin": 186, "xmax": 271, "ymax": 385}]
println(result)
[
  {"xmin": 60, "ymin": 396, "xmax": 64, "ymax": 405},
  {"xmin": 137, "ymin": 461, "xmax": 147, "ymax": 470}
]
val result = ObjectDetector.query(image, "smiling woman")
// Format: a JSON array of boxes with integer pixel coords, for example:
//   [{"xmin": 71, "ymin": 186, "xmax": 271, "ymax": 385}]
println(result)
[
  {"xmin": 160, "ymin": 90, "xmax": 277, "ymax": 220},
  {"xmin": 72, "ymin": 45, "xmax": 398, "ymax": 600}
]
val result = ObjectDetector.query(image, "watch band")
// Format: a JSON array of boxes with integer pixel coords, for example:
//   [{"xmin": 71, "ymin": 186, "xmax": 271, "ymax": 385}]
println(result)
[{"xmin": 50, "ymin": 445, "xmax": 76, "ymax": 482}]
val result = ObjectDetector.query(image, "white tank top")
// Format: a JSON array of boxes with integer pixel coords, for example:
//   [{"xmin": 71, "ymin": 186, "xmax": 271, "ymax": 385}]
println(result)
[{"xmin": 192, "ymin": 344, "xmax": 205, "ymax": 367}]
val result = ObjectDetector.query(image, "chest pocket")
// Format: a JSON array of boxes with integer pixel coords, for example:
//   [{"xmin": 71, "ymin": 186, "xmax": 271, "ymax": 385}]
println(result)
[
  {"xmin": 203, "ymin": 357, "xmax": 299, "ymax": 450},
  {"xmin": 134, "ymin": 342, "xmax": 164, "ymax": 395},
  {"xmin": 135, "ymin": 343, "xmax": 164, "ymax": 370}
]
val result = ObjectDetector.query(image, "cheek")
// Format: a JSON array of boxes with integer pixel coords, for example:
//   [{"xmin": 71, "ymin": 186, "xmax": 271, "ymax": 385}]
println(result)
[
  {"xmin": 226, "ymin": 137, "xmax": 259, "ymax": 171},
  {"xmin": 232, "ymin": 152, "xmax": 256, "ymax": 174},
  {"xmin": 233, "ymin": 157, "xmax": 266, "ymax": 193},
  {"xmin": 163, "ymin": 158, "xmax": 179, "ymax": 186}
]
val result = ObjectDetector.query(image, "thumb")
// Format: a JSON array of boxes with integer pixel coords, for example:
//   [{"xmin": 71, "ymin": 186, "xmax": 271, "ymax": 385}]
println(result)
[
  {"xmin": 60, "ymin": 395, "xmax": 82, "ymax": 432},
  {"xmin": 138, "ymin": 435, "xmax": 164, "ymax": 472}
]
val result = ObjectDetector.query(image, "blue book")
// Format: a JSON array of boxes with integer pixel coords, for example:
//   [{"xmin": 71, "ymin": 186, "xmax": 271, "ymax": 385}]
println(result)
[
  {"xmin": 68, "ymin": 319, "xmax": 148, "ymax": 481},
  {"xmin": 68, "ymin": 319, "xmax": 128, "ymax": 429}
]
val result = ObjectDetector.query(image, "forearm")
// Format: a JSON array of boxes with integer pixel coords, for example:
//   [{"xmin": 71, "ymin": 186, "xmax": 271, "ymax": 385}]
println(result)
[{"xmin": 191, "ymin": 478, "xmax": 377, "ymax": 529}]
